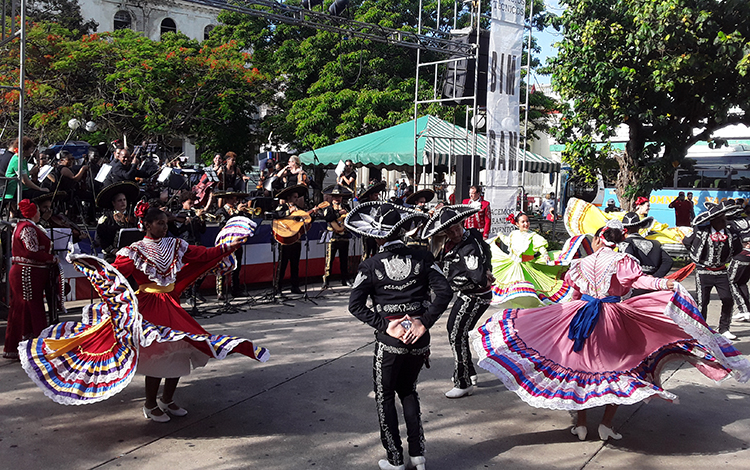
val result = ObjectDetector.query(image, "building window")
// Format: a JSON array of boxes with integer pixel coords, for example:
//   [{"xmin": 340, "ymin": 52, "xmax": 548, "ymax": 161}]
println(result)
[
  {"xmin": 160, "ymin": 18, "xmax": 177, "ymax": 37},
  {"xmin": 114, "ymin": 11, "xmax": 132, "ymax": 30},
  {"xmin": 204, "ymin": 24, "xmax": 214, "ymax": 40}
]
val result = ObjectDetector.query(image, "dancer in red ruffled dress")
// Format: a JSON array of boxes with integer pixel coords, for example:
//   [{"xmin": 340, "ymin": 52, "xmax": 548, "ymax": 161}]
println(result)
[
  {"xmin": 472, "ymin": 219, "xmax": 750, "ymax": 441},
  {"xmin": 18, "ymin": 203, "xmax": 268, "ymax": 421},
  {"xmin": 3, "ymin": 199, "xmax": 59, "ymax": 359}
]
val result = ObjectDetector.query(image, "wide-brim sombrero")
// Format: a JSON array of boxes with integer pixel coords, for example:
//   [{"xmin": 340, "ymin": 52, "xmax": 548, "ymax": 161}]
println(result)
[
  {"xmin": 620, "ymin": 211, "xmax": 653, "ymax": 231},
  {"xmin": 275, "ymin": 184, "xmax": 308, "ymax": 201},
  {"xmin": 358, "ymin": 181, "xmax": 386, "ymax": 201},
  {"xmin": 344, "ymin": 201, "xmax": 429, "ymax": 239},
  {"xmin": 33, "ymin": 190, "xmax": 68, "ymax": 204},
  {"xmin": 405, "ymin": 188, "xmax": 435, "ymax": 206},
  {"xmin": 323, "ymin": 184, "xmax": 353, "ymax": 198},
  {"xmin": 420, "ymin": 204, "xmax": 480, "ymax": 239},
  {"xmin": 693, "ymin": 200, "xmax": 737, "ymax": 227},
  {"xmin": 96, "ymin": 181, "xmax": 140, "ymax": 210}
]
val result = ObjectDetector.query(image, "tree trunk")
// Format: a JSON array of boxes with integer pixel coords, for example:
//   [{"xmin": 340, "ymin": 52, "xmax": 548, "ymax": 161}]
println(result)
[{"xmin": 615, "ymin": 118, "xmax": 647, "ymax": 211}]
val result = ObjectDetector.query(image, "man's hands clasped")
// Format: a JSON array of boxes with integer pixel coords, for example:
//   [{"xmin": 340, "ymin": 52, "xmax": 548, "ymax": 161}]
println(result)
[{"xmin": 386, "ymin": 315, "xmax": 427, "ymax": 344}]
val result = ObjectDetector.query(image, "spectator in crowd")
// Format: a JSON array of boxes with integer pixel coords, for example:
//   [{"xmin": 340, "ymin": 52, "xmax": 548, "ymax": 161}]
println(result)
[
  {"xmin": 603, "ymin": 198, "xmax": 620, "ymax": 213},
  {"xmin": 539, "ymin": 192, "xmax": 556, "ymax": 219},
  {"xmin": 687, "ymin": 192, "xmax": 696, "ymax": 222},
  {"xmin": 668, "ymin": 191, "xmax": 692, "ymax": 227}
]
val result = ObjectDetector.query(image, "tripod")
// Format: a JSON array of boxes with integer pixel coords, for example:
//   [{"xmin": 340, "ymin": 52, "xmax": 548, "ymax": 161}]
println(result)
[
  {"xmin": 295, "ymin": 222, "xmax": 318, "ymax": 304},
  {"xmin": 215, "ymin": 273, "xmax": 240, "ymax": 314},
  {"xmin": 252, "ymin": 226, "xmax": 292, "ymax": 306}
]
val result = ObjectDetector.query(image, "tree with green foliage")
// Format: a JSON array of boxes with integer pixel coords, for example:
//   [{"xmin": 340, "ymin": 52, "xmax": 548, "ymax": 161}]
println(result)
[
  {"xmin": 0, "ymin": 23, "xmax": 268, "ymax": 160},
  {"xmin": 549, "ymin": 0, "xmax": 750, "ymax": 208},
  {"xmin": 26, "ymin": 0, "xmax": 98, "ymax": 36},
  {"xmin": 210, "ymin": 0, "xmax": 557, "ymax": 156}
]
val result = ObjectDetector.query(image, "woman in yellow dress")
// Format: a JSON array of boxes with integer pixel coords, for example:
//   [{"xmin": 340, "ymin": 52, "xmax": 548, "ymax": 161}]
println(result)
[{"xmin": 564, "ymin": 197, "xmax": 691, "ymax": 245}]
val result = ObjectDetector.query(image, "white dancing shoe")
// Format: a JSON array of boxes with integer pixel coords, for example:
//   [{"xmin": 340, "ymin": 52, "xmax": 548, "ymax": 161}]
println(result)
[
  {"xmin": 157, "ymin": 398, "xmax": 188, "ymax": 417},
  {"xmin": 378, "ymin": 459, "xmax": 406, "ymax": 470},
  {"xmin": 571, "ymin": 426, "xmax": 587, "ymax": 441},
  {"xmin": 143, "ymin": 405, "xmax": 170, "ymax": 423},
  {"xmin": 598, "ymin": 424, "xmax": 622, "ymax": 441},
  {"xmin": 722, "ymin": 331, "xmax": 738, "ymax": 341},
  {"xmin": 406, "ymin": 455, "xmax": 426, "ymax": 470},
  {"xmin": 470, "ymin": 375, "xmax": 478, "ymax": 386},
  {"xmin": 444, "ymin": 386, "xmax": 474, "ymax": 398}
]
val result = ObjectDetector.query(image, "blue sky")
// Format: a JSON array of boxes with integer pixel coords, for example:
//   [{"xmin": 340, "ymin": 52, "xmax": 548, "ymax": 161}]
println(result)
[{"xmin": 531, "ymin": 0, "xmax": 564, "ymax": 86}]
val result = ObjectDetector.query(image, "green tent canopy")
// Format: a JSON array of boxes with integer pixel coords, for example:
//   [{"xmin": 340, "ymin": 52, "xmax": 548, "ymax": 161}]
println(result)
[{"xmin": 299, "ymin": 115, "xmax": 559, "ymax": 173}]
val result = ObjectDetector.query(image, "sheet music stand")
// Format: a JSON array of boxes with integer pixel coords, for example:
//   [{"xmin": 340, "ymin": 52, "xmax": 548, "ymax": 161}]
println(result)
[
  {"xmin": 95, "ymin": 164, "xmax": 113, "ymax": 183},
  {"xmin": 204, "ymin": 167, "xmax": 219, "ymax": 183},
  {"xmin": 116, "ymin": 228, "xmax": 145, "ymax": 248}
]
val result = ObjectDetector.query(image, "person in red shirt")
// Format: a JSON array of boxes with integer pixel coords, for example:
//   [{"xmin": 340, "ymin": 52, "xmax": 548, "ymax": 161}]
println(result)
[
  {"xmin": 462, "ymin": 185, "xmax": 491, "ymax": 239},
  {"xmin": 669, "ymin": 191, "xmax": 693, "ymax": 227}
]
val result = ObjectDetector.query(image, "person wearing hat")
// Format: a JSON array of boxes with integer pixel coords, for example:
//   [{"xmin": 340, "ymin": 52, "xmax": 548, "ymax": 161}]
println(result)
[
  {"xmin": 95, "ymin": 181, "xmax": 140, "ymax": 261},
  {"xmin": 404, "ymin": 187, "xmax": 434, "ymax": 212},
  {"xmin": 422, "ymin": 205, "xmax": 493, "ymax": 399},
  {"xmin": 462, "ymin": 185, "xmax": 492, "ymax": 240},
  {"xmin": 359, "ymin": 181, "xmax": 387, "ymax": 260},
  {"xmin": 346, "ymin": 201, "xmax": 452, "ymax": 470},
  {"xmin": 603, "ymin": 198, "xmax": 620, "ymax": 213},
  {"xmin": 3, "ymin": 200, "xmax": 59, "ymax": 359},
  {"xmin": 321, "ymin": 184, "xmax": 353, "ymax": 287},
  {"xmin": 682, "ymin": 200, "xmax": 743, "ymax": 340},
  {"xmin": 619, "ymin": 212, "xmax": 673, "ymax": 296},
  {"xmin": 271, "ymin": 184, "xmax": 312, "ymax": 295},
  {"xmin": 729, "ymin": 233, "xmax": 750, "ymax": 323}
]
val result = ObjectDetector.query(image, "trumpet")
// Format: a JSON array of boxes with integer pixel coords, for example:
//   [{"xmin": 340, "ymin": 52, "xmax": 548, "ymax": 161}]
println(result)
[{"xmin": 250, "ymin": 206, "xmax": 263, "ymax": 216}]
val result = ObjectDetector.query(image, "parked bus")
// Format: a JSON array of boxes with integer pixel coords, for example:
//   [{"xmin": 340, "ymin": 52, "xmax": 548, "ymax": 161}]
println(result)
[{"xmin": 589, "ymin": 145, "xmax": 750, "ymax": 226}]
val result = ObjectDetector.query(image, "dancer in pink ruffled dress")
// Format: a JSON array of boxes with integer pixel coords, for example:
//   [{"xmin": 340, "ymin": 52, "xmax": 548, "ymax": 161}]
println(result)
[{"xmin": 472, "ymin": 219, "xmax": 750, "ymax": 441}]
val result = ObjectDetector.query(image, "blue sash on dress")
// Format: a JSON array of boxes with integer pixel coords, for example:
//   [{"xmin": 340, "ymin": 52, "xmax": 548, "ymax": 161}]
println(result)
[{"xmin": 568, "ymin": 294, "xmax": 620, "ymax": 352}]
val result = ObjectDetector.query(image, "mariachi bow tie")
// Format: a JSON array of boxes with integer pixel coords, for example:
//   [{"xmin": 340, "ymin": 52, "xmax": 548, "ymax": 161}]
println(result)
[{"xmin": 710, "ymin": 232, "xmax": 728, "ymax": 242}]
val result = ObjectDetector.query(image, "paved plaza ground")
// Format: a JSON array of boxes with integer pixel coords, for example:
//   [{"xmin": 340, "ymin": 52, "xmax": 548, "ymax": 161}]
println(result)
[{"xmin": 2, "ymin": 275, "xmax": 750, "ymax": 470}]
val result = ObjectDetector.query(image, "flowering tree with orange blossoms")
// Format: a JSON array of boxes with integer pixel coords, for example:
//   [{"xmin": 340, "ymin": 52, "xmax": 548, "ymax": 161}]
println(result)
[{"xmin": 0, "ymin": 23, "xmax": 269, "ymax": 159}]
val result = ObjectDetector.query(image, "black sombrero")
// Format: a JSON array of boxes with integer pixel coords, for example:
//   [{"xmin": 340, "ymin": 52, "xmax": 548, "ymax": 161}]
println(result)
[
  {"xmin": 323, "ymin": 184, "xmax": 353, "ymax": 198},
  {"xmin": 96, "ymin": 181, "xmax": 140, "ymax": 209},
  {"xmin": 620, "ymin": 212, "xmax": 653, "ymax": 231},
  {"xmin": 33, "ymin": 190, "xmax": 68, "ymax": 204},
  {"xmin": 344, "ymin": 201, "xmax": 429, "ymax": 239},
  {"xmin": 405, "ymin": 188, "xmax": 435, "ymax": 206},
  {"xmin": 420, "ymin": 204, "xmax": 480, "ymax": 239},
  {"xmin": 693, "ymin": 200, "xmax": 737, "ymax": 227},
  {"xmin": 275, "ymin": 184, "xmax": 308, "ymax": 201},
  {"xmin": 358, "ymin": 181, "xmax": 386, "ymax": 201}
]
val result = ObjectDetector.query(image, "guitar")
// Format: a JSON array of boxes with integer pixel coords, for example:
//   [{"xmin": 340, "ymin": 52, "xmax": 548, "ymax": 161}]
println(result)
[
  {"xmin": 272, "ymin": 202, "xmax": 330, "ymax": 245},
  {"xmin": 329, "ymin": 201, "xmax": 348, "ymax": 234}
]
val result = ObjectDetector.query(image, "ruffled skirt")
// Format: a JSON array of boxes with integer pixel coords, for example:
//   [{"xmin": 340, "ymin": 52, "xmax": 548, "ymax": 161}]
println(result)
[
  {"xmin": 491, "ymin": 254, "xmax": 570, "ymax": 309},
  {"xmin": 471, "ymin": 285, "xmax": 750, "ymax": 410}
]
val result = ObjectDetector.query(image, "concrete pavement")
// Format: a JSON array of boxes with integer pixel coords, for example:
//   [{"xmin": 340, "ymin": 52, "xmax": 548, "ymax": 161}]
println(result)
[{"xmin": 2, "ymin": 276, "xmax": 750, "ymax": 470}]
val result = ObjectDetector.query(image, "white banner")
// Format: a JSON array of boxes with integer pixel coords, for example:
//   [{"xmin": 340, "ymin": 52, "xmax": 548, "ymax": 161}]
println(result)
[
  {"xmin": 485, "ymin": 187, "xmax": 519, "ymax": 239},
  {"xmin": 486, "ymin": 0, "xmax": 525, "ymax": 189}
]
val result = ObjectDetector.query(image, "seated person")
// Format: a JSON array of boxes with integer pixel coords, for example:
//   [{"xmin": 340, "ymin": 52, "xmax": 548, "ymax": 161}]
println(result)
[{"xmin": 102, "ymin": 148, "xmax": 152, "ymax": 186}]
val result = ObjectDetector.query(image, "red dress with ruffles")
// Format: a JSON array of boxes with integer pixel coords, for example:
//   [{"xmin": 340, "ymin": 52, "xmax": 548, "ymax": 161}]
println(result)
[{"xmin": 4, "ymin": 220, "xmax": 54, "ymax": 357}]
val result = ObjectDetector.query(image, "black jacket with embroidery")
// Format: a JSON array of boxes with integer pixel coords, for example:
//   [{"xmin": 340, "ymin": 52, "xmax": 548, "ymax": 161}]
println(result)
[
  {"xmin": 619, "ymin": 234, "xmax": 673, "ymax": 278},
  {"xmin": 348, "ymin": 241, "xmax": 452, "ymax": 348},
  {"xmin": 438, "ymin": 228, "xmax": 492, "ymax": 294},
  {"xmin": 682, "ymin": 225, "xmax": 742, "ymax": 268},
  {"xmin": 729, "ymin": 249, "xmax": 750, "ymax": 285}
]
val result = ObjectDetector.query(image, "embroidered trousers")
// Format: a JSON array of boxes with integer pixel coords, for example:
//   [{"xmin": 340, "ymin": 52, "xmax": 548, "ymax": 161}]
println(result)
[
  {"xmin": 447, "ymin": 291, "xmax": 492, "ymax": 389},
  {"xmin": 695, "ymin": 268, "xmax": 733, "ymax": 333},
  {"xmin": 373, "ymin": 341, "xmax": 427, "ymax": 466},
  {"xmin": 729, "ymin": 261, "xmax": 750, "ymax": 317},
  {"xmin": 324, "ymin": 239, "xmax": 349, "ymax": 284}
]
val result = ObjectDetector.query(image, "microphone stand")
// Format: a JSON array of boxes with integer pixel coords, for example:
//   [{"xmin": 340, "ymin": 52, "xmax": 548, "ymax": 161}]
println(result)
[{"xmin": 296, "ymin": 221, "xmax": 318, "ymax": 304}]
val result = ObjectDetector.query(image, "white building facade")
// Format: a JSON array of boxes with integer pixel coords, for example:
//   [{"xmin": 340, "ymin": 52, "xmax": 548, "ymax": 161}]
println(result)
[{"xmin": 80, "ymin": 0, "xmax": 220, "ymax": 43}]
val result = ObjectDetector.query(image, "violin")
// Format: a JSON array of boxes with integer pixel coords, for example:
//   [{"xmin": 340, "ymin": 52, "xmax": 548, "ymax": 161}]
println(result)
[{"xmin": 49, "ymin": 213, "xmax": 89, "ymax": 243}]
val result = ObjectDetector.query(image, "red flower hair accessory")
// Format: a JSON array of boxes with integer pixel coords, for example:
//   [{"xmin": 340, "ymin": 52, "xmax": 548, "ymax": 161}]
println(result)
[
  {"xmin": 133, "ymin": 200, "xmax": 150, "ymax": 219},
  {"xmin": 635, "ymin": 196, "xmax": 649, "ymax": 207},
  {"xmin": 505, "ymin": 213, "xmax": 516, "ymax": 224},
  {"xmin": 19, "ymin": 199, "xmax": 38, "ymax": 219}
]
